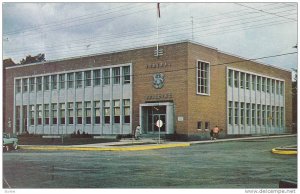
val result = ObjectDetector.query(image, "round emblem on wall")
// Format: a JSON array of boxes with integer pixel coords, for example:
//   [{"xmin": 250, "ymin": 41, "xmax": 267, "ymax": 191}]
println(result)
[{"xmin": 153, "ymin": 73, "xmax": 165, "ymax": 89}]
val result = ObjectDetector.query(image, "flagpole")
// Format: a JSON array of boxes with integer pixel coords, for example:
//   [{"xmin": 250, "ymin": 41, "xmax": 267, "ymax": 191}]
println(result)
[{"xmin": 156, "ymin": 3, "xmax": 159, "ymax": 55}]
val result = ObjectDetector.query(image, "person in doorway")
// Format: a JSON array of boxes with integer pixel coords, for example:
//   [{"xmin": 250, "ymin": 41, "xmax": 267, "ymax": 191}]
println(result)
[
  {"xmin": 135, "ymin": 125, "xmax": 141, "ymax": 140},
  {"xmin": 212, "ymin": 125, "xmax": 220, "ymax": 140}
]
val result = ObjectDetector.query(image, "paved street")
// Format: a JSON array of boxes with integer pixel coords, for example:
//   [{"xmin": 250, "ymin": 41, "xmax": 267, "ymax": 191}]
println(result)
[{"xmin": 3, "ymin": 136, "xmax": 297, "ymax": 188}]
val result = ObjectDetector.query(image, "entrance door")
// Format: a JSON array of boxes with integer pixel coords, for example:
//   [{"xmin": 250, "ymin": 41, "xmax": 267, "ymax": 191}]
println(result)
[{"xmin": 146, "ymin": 106, "xmax": 166, "ymax": 133}]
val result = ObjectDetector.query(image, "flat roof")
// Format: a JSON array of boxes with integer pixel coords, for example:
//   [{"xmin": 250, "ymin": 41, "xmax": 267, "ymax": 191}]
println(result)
[{"xmin": 5, "ymin": 39, "xmax": 292, "ymax": 73}]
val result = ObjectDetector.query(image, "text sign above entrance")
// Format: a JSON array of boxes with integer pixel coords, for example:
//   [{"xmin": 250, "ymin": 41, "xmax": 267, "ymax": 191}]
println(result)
[{"xmin": 156, "ymin": 120, "xmax": 163, "ymax": 128}]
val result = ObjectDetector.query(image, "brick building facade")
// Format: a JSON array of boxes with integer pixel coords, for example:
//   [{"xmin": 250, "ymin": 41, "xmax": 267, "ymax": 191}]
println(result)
[{"xmin": 3, "ymin": 41, "xmax": 292, "ymax": 140}]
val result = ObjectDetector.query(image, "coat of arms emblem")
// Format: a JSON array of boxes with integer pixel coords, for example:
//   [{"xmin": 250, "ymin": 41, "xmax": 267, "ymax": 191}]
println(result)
[{"xmin": 153, "ymin": 73, "xmax": 165, "ymax": 89}]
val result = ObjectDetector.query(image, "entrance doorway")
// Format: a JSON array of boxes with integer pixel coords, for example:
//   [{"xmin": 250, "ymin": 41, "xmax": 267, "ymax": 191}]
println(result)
[
  {"xmin": 147, "ymin": 106, "xmax": 166, "ymax": 133},
  {"xmin": 139, "ymin": 102, "xmax": 174, "ymax": 135}
]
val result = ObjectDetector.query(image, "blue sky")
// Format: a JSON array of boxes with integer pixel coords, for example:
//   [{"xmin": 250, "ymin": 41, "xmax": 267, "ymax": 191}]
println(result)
[{"xmin": 2, "ymin": 2, "xmax": 298, "ymax": 73}]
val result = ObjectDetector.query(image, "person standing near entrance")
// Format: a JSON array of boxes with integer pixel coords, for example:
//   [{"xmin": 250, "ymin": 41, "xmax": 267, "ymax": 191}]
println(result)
[
  {"xmin": 211, "ymin": 125, "xmax": 220, "ymax": 140},
  {"xmin": 135, "ymin": 125, "xmax": 141, "ymax": 140}
]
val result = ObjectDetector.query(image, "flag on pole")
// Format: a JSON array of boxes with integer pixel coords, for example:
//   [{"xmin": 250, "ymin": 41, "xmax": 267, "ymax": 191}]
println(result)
[{"xmin": 157, "ymin": 3, "xmax": 160, "ymax": 18}]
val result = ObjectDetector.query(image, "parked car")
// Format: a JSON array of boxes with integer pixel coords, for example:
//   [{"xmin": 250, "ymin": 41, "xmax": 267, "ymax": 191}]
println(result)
[{"xmin": 3, "ymin": 133, "xmax": 18, "ymax": 152}]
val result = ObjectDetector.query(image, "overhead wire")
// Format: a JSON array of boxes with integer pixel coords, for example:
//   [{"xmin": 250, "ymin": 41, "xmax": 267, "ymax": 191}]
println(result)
[{"xmin": 4, "ymin": 7, "xmax": 296, "ymax": 56}]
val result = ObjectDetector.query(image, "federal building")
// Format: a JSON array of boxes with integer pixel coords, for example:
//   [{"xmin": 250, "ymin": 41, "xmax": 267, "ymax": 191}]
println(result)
[{"xmin": 3, "ymin": 41, "xmax": 292, "ymax": 140}]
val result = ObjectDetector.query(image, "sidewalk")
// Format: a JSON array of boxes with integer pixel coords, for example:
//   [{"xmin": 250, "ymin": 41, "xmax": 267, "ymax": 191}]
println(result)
[{"xmin": 18, "ymin": 134, "xmax": 296, "ymax": 152}]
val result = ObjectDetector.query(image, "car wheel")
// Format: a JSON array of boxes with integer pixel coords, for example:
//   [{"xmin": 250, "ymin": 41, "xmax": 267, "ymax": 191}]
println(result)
[{"xmin": 13, "ymin": 142, "xmax": 18, "ymax": 150}]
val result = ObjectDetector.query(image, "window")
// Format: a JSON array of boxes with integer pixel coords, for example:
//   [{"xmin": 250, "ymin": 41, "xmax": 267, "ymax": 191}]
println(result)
[
  {"xmin": 59, "ymin": 74, "xmax": 65, "ymax": 89},
  {"xmin": 68, "ymin": 102, "xmax": 74, "ymax": 124},
  {"xmin": 51, "ymin": 75, "xmax": 57, "ymax": 90},
  {"xmin": 123, "ymin": 66, "xmax": 131, "ymax": 84},
  {"xmin": 252, "ymin": 104, "xmax": 256, "ymax": 125},
  {"xmin": 266, "ymin": 78, "xmax": 270, "ymax": 93},
  {"xmin": 23, "ymin": 78, "xmax": 28, "ymax": 92},
  {"xmin": 123, "ymin": 99, "xmax": 130, "ymax": 123},
  {"xmin": 113, "ymin": 67, "xmax": 120, "ymax": 84},
  {"xmin": 85, "ymin": 71, "xmax": 92, "ymax": 87},
  {"xmin": 228, "ymin": 70, "xmax": 233, "ymax": 87},
  {"xmin": 257, "ymin": 104, "xmax": 261, "ymax": 126},
  {"xmin": 262, "ymin": 77, "xmax": 265, "ymax": 92},
  {"xmin": 76, "ymin": 102, "xmax": 82, "ymax": 124},
  {"xmin": 267, "ymin": 105, "xmax": 271, "ymax": 126},
  {"xmin": 272, "ymin": 106, "xmax": 275, "ymax": 126},
  {"xmin": 205, "ymin": 122, "xmax": 210, "ymax": 130},
  {"xmin": 37, "ymin": 77, "xmax": 42, "ymax": 91},
  {"xmin": 262, "ymin": 105, "xmax": 266, "ymax": 126},
  {"xmin": 44, "ymin": 76, "xmax": 50, "ymax": 91},
  {"xmin": 271, "ymin": 80, "xmax": 275, "ymax": 94},
  {"xmin": 240, "ymin": 73, "xmax": 245, "ymax": 89},
  {"xmin": 29, "ymin": 105, "xmax": 35, "ymax": 125},
  {"xmin": 246, "ymin": 103, "xmax": 250, "ymax": 125},
  {"xmin": 246, "ymin": 74, "xmax": 250, "ymax": 90},
  {"xmin": 197, "ymin": 60, "xmax": 210, "ymax": 94},
  {"xmin": 103, "ymin": 69, "xmax": 110, "ymax": 85},
  {"xmin": 280, "ymin": 107, "xmax": 284, "ymax": 127},
  {"xmin": 60, "ymin": 103, "xmax": 65, "ymax": 124},
  {"xmin": 276, "ymin": 80, "xmax": 279, "ymax": 95},
  {"xmin": 52, "ymin": 103, "xmax": 57, "ymax": 124},
  {"xmin": 280, "ymin": 81, "xmax": 284, "ymax": 95},
  {"xmin": 251, "ymin": 75, "xmax": 256, "ymax": 90},
  {"xmin": 30, "ymin": 78, "xmax": 35, "ymax": 92},
  {"xmin": 104, "ymin": 100, "xmax": 110, "ymax": 124},
  {"xmin": 94, "ymin": 101, "xmax": 101, "ymax": 124},
  {"xmin": 16, "ymin": 79, "xmax": 21, "ymax": 93},
  {"xmin": 197, "ymin": 121, "xmax": 202, "ymax": 129},
  {"xmin": 15, "ymin": 106, "xmax": 20, "ymax": 132},
  {"xmin": 234, "ymin": 71, "xmax": 239, "ymax": 88},
  {"xmin": 257, "ymin": 76, "xmax": 261, "ymax": 91},
  {"xmin": 67, "ymin": 73, "xmax": 74, "ymax": 89},
  {"xmin": 44, "ymin": 104, "xmax": 50, "ymax": 125},
  {"xmin": 94, "ymin": 70, "xmax": 101, "ymax": 86},
  {"xmin": 85, "ymin": 101, "xmax": 91, "ymax": 124},
  {"xmin": 113, "ymin": 100, "xmax": 120, "ymax": 123},
  {"xmin": 76, "ymin": 72, "xmax": 82, "ymax": 88},
  {"xmin": 36, "ymin": 104, "xmax": 42, "ymax": 125},
  {"xmin": 234, "ymin": 102, "xmax": 239, "ymax": 125},
  {"xmin": 228, "ymin": 101, "xmax": 233, "ymax": 125},
  {"xmin": 240, "ymin": 102, "xmax": 244, "ymax": 125}
]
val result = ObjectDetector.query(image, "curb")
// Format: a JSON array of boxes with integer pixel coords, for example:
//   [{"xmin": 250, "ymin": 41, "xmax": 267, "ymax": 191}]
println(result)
[
  {"xmin": 271, "ymin": 145, "xmax": 297, "ymax": 155},
  {"xmin": 19, "ymin": 143, "xmax": 190, "ymax": 152}
]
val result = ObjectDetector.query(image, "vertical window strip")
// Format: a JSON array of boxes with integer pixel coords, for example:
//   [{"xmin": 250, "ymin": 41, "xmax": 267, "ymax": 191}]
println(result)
[
  {"xmin": 113, "ymin": 100, "xmax": 120, "ymax": 123},
  {"xmin": 68, "ymin": 102, "xmax": 74, "ymax": 124},
  {"xmin": 123, "ymin": 99, "xmax": 130, "ymax": 124},
  {"xmin": 85, "ymin": 71, "xmax": 92, "ymax": 87},
  {"xmin": 94, "ymin": 101, "xmax": 101, "ymax": 124},
  {"xmin": 123, "ymin": 66, "xmax": 131, "ymax": 84},
  {"xmin": 76, "ymin": 102, "xmax": 83, "ymax": 124},
  {"xmin": 197, "ymin": 61, "xmax": 210, "ymax": 94},
  {"xmin": 30, "ymin": 78, "xmax": 35, "ymax": 92},
  {"xmin": 94, "ymin": 70, "xmax": 101, "ymax": 86},
  {"xmin": 59, "ymin": 74, "xmax": 65, "ymax": 89},
  {"xmin": 85, "ymin": 101, "xmax": 91, "ymax": 124},
  {"xmin": 113, "ymin": 67, "xmax": 120, "ymax": 84},
  {"xmin": 104, "ymin": 100, "xmax": 111, "ymax": 124}
]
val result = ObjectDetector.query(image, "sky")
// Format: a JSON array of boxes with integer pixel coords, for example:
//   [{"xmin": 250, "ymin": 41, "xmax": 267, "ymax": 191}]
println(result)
[{"xmin": 2, "ymin": 2, "xmax": 298, "ymax": 73}]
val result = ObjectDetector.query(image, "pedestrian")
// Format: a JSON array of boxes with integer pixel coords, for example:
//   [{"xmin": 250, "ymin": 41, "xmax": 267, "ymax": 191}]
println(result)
[
  {"xmin": 212, "ymin": 125, "xmax": 220, "ymax": 140},
  {"xmin": 210, "ymin": 128, "xmax": 214, "ymax": 140},
  {"xmin": 135, "ymin": 125, "xmax": 141, "ymax": 140}
]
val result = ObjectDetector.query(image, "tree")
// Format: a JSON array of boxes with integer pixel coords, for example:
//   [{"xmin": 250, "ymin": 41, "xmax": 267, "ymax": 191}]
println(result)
[{"xmin": 20, "ymin": 53, "xmax": 45, "ymax": 65}]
